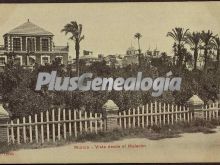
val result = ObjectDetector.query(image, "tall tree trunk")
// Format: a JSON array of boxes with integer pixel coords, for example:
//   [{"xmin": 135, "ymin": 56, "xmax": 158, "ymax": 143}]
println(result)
[
  {"xmin": 177, "ymin": 43, "xmax": 183, "ymax": 70},
  {"xmin": 138, "ymin": 39, "xmax": 141, "ymax": 54},
  {"xmin": 75, "ymin": 40, "xmax": 80, "ymax": 77},
  {"xmin": 204, "ymin": 48, "xmax": 208, "ymax": 71},
  {"xmin": 193, "ymin": 48, "xmax": 198, "ymax": 70},
  {"xmin": 217, "ymin": 48, "xmax": 220, "ymax": 70},
  {"xmin": 138, "ymin": 39, "xmax": 141, "ymax": 67}
]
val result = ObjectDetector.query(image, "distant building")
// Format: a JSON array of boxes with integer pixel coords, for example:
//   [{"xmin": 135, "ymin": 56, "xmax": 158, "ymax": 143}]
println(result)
[
  {"xmin": 100, "ymin": 54, "xmax": 123, "ymax": 68},
  {"xmin": 122, "ymin": 46, "xmax": 139, "ymax": 67},
  {"xmin": 0, "ymin": 20, "xmax": 69, "ymax": 70},
  {"xmin": 126, "ymin": 46, "xmax": 138, "ymax": 56},
  {"xmin": 104, "ymin": 55, "xmax": 118, "ymax": 67},
  {"xmin": 80, "ymin": 50, "xmax": 99, "ymax": 66},
  {"xmin": 122, "ymin": 54, "xmax": 139, "ymax": 67},
  {"xmin": 144, "ymin": 48, "xmax": 160, "ymax": 59}
]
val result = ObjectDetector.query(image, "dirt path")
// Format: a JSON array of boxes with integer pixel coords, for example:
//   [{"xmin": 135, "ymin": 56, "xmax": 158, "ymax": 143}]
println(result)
[{"xmin": 1, "ymin": 127, "xmax": 220, "ymax": 163}]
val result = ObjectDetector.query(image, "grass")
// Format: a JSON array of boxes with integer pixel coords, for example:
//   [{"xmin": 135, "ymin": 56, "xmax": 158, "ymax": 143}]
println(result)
[
  {"xmin": 75, "ymin": 118, "xmax": 220, "ymax": 142},
  {"xmin": 0, "ymin": 118, "xmax": 220, "ymax": 154}
]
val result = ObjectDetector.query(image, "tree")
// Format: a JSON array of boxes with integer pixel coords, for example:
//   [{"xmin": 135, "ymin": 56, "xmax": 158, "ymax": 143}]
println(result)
[
  {"xmin": 186, "ymin": 32, "xmax": 201, "ymax": 70},
  {"xmin": 6, "ymin": 86, "xmax": 51, "ymax": 118},
  {"xmin": 200, "ymin": 30, "xmax": 214, "ymax": 71},
  {"xmin": 211, "ymin": 36, "xmax": 220, "ymax": 69},
  {"xmin": 167, "ymin": 27, "xmax": 189, "ymax": 68},
  {"xmin": 134, "ymin": 32, "xmax": 142, "ymax": 66},
  {"xmin": 61, "ymin": 21, "xmax": 85, "ymax": 76},
  {"xmin": 183, "ymin": 49, "xmax": 193, "ymax": 68},
  {"xmin": 161, "ymin": 52, "xmax": 170, "ymax": 64}
]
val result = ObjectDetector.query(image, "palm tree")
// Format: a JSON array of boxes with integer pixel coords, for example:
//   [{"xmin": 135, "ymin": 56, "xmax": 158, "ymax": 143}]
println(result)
[
  {"xmin": 167, "ymin": 27, "xmax": 189, "ymax": 67},
  {"xmin": 61, "ymin": 21, "xmax": 85, "ymax": 76},
  {"xmin": 200, "ymin": 30, "xmax": 214, "ymax": 71},
  {"xmin": 186, "ymin": 32, "xmax": 201, "ymax": 70},
  {"xmin": 183, "ymin": 49, "xmax": 193, "ymax": 68},
  {"xmin": 134, "ymin": 33, "xmax": 142, "ymax": 66},
  {"xmin": 211, "ymin": 36, "xmax": 220, "ymax": 69}
]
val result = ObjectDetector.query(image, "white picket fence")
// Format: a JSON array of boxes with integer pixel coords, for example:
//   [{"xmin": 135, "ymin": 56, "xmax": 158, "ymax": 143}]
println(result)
[
  {"xmin": 202, "ymin": 102, "xmax": 220, "ymax": 120},
  {"xmin": 3, "ymin": 101, "xmax": 220, "ymax": 145},
  {"xmin": 118, "ymin": 102, "xmax": 192, "ymax": 128},
  {"xmin": 118, "ymin": 102, "xmax": 220, "ymax": 129},
  {"xmin": 6, "ymin": 109, "xmax": 103, "ymax": 145}
]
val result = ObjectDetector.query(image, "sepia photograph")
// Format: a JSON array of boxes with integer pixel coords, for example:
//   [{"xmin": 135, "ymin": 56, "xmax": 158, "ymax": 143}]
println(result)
[{"xmin": 0, "ymin": 1, "xmax": 220, "ymax": 163}]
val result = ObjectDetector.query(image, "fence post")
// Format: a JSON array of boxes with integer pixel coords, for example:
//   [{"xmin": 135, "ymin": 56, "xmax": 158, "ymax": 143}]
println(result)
[
  {"xmin": 102, "ymin": 100, "xmax": 119, "ymax": 131},
  {"xmin": 187, "ymin": 95, "xmax": 204, "ymax": 120},
  {"xmin": 0, "ymin": 103, "xmax": 10, "ymax": 143}
]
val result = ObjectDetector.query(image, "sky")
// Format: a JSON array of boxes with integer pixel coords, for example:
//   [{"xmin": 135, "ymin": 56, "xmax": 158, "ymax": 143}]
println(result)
[{"xmin": 0, "ymin": 2, "xmax": 220, "ymax": 58}]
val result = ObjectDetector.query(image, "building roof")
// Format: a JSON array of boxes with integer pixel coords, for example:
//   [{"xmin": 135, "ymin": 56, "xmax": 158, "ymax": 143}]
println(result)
[
  {"xmin": 4, "ymin": 20, "xmax": 53, "ymax": 36},
  {"xmin": 187, "ymin": 95, "xmax": 204, "ymax": 105},
  {"xmin": 0, "ymin": 104, "xmax": 9, "ymax": 118},
  {"xmin": 102, "ymin": 100, "xmax": 119, "ymax": 111}
]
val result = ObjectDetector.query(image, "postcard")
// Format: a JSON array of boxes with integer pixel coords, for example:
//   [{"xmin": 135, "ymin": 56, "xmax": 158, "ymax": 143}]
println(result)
[{"xmin": 0, "ymin": 2, "xmax": 220, "ymax": 163}]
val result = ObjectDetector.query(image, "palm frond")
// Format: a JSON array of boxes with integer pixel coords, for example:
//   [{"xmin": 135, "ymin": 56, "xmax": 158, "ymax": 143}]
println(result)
[
  {"xmin": 79, "ymin": 35, "xmax": 85, "ymax": 42},
  {"xmin": 167, "ymin": 27, "xmax": 189, "ymax": 44},
  {"xmin": 186, "ymin": 32, "xmax": 201, "ymax": 49},
  {"xmin": 61, "ymin": 21, "xmax": 85, "ymax": 44},
  {"xmin": 134, "ymin": 33, "xmax": 142, "ymax": 39}
]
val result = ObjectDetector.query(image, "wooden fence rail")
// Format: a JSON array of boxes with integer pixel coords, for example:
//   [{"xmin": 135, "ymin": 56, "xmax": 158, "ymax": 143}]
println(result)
[
  {"xmin": 118, "ymin": 102, "xmax": 220, "ymax": 129},
  {"xmin": 6, "ymin": 109, "xmax": 103, "ymax": 145},
  {"xmin": 2, "ymin": 101, "xmax": 220, "ymax": 145},
  {"xmin": 118, "ymin": 102, "xmax": 193, "ymax": 129},
  {"xmin": 202, "ymin": 102, "xmax": 220, "ymax": 121}
]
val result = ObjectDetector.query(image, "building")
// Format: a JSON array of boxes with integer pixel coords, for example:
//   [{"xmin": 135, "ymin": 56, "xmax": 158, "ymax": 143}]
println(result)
[
  {"xmin": 122, "ymin": 46, "xmax": 139, "ymax": 67},
  {"xmin": 122, "ymin": 54, "xmax": 139, "ymax": 67},
  {"xmin": 102, "ymin": 54, "xmax": 124, "ymax": 68},
  {"xmin": 144, "ymin": 48, "xmax": 160, "ymax": 59},
  {"xmin": 79, "ymin": 50, "xmax": 100, "ymax": 66},
  {"xmin": 0, "ymin": 20, "xmax": 68, "ymax": 70},
  {"xmin": 126, "ymin": 46, "xmax": 138, "ymax": 56}
]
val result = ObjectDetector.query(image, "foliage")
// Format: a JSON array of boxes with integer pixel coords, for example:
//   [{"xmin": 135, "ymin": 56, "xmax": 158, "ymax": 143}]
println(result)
[
  {"xmin": 200, "ymin": 30, "xmax": 214, "ymax": 71},
  {"xmin": 186, "ymin": 32, "xmax": 201, "ymax": 70},
  {"xmin": 1, "ymin": 54, "xmax": 220, "ymax": 118},
  {"xmin": 5, "ymin": 86, "xmax": 51, "ymax": 119},
  {"xmin": 2, "ymin": 26, "xmax": 220, "ymax": 118},
  {"xmin": 167, "ymin": 27, "xmax": 189, "ymax": 68}
]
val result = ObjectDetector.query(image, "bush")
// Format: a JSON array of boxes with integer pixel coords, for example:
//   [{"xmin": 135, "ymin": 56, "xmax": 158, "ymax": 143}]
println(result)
[
  {"xmin": 5, "ymin": 86, "xmax": 51, "ymax": 118},
  {"xmin": 2, "ymin": 56, "xmax": 220, "ymax": 119}
]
